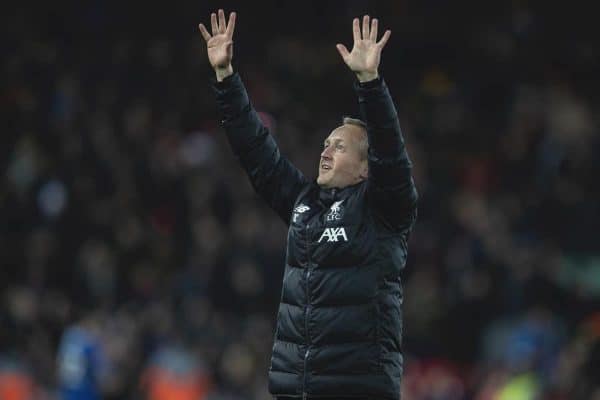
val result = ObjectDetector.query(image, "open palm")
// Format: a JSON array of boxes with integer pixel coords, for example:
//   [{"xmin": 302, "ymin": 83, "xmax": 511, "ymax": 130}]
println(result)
[
  {"xmin": 198, "ymin": 9, "xmax": 236, "ymax": 70},
  {"xmin": 336, "ymin": 15, "xmax": 391, "ymax": 81}
]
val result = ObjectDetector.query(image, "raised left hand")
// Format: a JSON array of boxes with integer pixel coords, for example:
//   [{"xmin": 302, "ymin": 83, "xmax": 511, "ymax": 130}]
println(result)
[{"xmin": 336, "ymin": 15, "xmax": 391, "ymax": 82}]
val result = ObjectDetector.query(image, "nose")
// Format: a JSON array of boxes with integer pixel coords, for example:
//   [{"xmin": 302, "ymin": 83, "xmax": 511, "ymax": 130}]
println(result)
[{"xmin": 321, "ymin": 145, "xmax": 332, "ymax": 159}]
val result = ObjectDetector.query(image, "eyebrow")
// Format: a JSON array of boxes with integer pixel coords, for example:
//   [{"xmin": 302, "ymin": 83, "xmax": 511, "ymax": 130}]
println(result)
[{"xmin": 324, "ymin": 138, "xmax": 344, "ymax": 145}]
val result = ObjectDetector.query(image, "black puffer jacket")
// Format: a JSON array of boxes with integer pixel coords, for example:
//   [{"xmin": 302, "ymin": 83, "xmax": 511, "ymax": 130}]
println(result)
[{"xmin": 213, "ymin": 73, "xmax": 417, "ymax": 400}]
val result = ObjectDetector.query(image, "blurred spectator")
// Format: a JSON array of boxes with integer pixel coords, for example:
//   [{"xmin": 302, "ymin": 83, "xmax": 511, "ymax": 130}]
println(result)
[
  {"xmin": 0, "ymin": 356, "xmax": 37, "ymax": 400},
  {"xmin": 141, "ymin": 344, "xmax": 211, "ymax": 400},
  {"xmin": 56, "ymin": 314, "xmax": 109, "ymax": 400}
]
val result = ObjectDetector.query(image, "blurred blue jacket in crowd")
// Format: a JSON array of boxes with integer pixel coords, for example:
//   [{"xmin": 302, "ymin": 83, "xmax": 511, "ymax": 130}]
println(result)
[{"xmin": 57, "ymin": 325, "xmax": 106, "ymax": 400}]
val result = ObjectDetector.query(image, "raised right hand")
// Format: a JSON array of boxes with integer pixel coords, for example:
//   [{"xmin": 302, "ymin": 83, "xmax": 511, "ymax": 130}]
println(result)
[{"xmin": 198, "ymin": 9, "xmax": 236, "ymax": 80}]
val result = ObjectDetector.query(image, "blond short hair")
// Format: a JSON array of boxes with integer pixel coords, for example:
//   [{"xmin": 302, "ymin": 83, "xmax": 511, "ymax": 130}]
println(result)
[{"xmin": 342, "ymin": 117, "xmax": 369, "ymax": 160}]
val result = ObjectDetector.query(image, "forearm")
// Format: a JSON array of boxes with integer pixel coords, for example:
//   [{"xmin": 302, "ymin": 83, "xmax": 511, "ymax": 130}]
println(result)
[
  {"xmin": 358, "ymin": 76, "xmax": 417, "ymax": 226},
  {"xmin": 355, "ymin": 77, "xmax": 407, "ymax": 161},
  {"xmin": 213, "ymin": 72, "xmax": 269, "ymax": 158}
]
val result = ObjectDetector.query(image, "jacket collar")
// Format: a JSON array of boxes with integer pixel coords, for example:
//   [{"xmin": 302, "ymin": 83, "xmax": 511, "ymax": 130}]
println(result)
[{"xmin": 313, "ymin": 180, "xmax": 365, "ymax": 207}]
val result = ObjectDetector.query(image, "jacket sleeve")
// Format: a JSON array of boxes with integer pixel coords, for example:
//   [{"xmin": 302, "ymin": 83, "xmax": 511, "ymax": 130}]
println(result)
[
  {"xmin": 212, "ymin": 73, "xmax": 308, "ymax": 224},
  {"xmin": 355, "ymin": 77, "xmax": 418, "ymax": 230}
]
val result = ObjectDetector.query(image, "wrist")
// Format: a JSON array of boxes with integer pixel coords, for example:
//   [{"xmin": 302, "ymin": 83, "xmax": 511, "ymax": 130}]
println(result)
[
  {"xmin": 356, "ymin": 71, "xmax": 379, "ymax": 83},
  {"xmin": 215, "ymin": 65, "xmax": 234, "ymax": 82}
]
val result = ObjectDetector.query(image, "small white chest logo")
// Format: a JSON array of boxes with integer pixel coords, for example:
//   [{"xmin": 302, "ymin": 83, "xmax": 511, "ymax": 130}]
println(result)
[
  {"xmin": 326, "ymin": 200, "xmax": 345, "ymax": 221},
  {"xmin": 317, "ymin": 227, "xmax": 348, "ymax": 243}
]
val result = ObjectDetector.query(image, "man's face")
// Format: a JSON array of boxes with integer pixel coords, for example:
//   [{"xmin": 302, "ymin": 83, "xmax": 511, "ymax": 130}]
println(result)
[{"xmin": 317, "ymin": 124, "xmax": 368, "ymax": 189}]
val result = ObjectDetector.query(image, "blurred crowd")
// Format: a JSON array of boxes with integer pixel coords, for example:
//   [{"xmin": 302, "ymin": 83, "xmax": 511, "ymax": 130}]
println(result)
[{"xmin": 1, "ymin": 1, "xmax": 598, "ymax": 399}]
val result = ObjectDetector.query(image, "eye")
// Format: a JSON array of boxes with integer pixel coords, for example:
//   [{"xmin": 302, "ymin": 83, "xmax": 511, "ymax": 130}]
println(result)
[{"xmin": 335, "ymin": 143, "xmax": 344, "ymax": 150}]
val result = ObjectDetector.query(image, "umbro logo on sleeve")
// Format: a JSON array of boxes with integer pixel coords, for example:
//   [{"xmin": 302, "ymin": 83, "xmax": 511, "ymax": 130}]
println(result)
[
  {"xmin": 294, "ymin": 204, "xmax": 310, "ymax": 213},
  {"xmin": 293, "ymin": 204, "xmax": 310, "ymax": 222}
]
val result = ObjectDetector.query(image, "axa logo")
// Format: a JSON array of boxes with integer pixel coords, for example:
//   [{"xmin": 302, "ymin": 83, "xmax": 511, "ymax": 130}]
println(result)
[
  {"xmin": 317, "ymin": 227, "xmax": 348, "ymax": 243},
  {"xmin": 326, "ymin": 200, "xmax": 344, "ymax": 221}
]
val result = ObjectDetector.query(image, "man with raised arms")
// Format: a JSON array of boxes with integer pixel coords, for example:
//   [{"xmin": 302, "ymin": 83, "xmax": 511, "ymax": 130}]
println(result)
[{"xmin": 198, "ymin": 10, "xmax": 418, "ymax": 399}]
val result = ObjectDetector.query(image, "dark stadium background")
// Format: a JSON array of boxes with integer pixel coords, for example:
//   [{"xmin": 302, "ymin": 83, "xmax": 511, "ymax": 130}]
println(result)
[{"xmin": 1, "ymin": 1, "xmax": 598, "ymax": 399}]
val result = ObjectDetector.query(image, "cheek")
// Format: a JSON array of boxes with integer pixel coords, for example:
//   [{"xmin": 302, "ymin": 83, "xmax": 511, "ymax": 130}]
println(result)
[{"xmin": 334, "ymin": 156, "xmax": 359, "ymax": 175}]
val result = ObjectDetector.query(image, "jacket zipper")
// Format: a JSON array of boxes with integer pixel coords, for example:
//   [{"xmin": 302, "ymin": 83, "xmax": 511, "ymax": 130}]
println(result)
[
  {"xmin": 302, "ymin": 348, "xmax": 310, "ymax": 400},
  {"xmin": 303, "ymin": 223, "xmax": 311, "ymax": 399}
]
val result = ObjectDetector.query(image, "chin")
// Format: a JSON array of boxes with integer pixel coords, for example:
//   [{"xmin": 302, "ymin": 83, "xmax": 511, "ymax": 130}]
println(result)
[{"xmin": 317, "ymin": 176, "xmax": 330, "ymax": 187}]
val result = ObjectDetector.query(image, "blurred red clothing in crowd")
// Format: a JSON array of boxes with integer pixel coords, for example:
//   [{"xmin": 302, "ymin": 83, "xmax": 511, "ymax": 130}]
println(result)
[
  {"xmin": 142, "ymin": 367, "xmax": 211, "ymax": 400},
  {"xmin": 141, "ymin": 346, "xmax": 212, "ymax": 400},
  {"xmin": 0, "ymin": 371, "xmax": 35, "ymax": 400}
]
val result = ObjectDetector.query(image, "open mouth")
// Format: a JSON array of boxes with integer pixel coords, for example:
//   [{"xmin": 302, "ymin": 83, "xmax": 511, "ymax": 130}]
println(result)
[{"xmin": 321, "ymin": 163, "xmax": 332, "ymax": 171}]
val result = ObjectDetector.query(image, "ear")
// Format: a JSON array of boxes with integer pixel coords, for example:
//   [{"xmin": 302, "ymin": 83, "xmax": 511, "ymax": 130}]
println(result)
[{"xmin": 359, "ymin": 161, "xmax": 369, "ymax": 180}]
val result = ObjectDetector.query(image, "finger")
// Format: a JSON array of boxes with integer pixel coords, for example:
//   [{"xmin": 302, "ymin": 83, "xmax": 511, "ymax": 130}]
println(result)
[
  {"xmin": 336, "ymin": 44, "xmax": 350, "ymax": 60},
  {"xmin": 198, "ymin": 23, "xmax": 211, "ymax": 41},
  {"xmin": 226, "ymin": 11, "xmax": 236, "ymax": 38},
  {"xmin": 362, "ymin": 15, "xmax": 370, "ymax": 40},
  {"xmin": 218, "ymin": 9, "xmax": 226, "ymax": 33},
  {"xmin": 377, "ymin": 30, "xmax": 391, "ymax": 48},
  {"xmin": 352, "ymin": 18, "xmax": 360, "ymax": 43},
  {"xmin": 210, "ymin": 13, "xmax": 218, "ymax": 35},
  {"xmin": 370, "ymin": 18, "xmax": 378, "ymax": 41}
]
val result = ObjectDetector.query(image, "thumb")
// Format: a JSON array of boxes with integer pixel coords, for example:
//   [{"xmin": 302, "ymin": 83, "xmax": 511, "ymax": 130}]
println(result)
[{"xmin": 336, "ymin": 44, "xmax": 350, "ymax": 60}]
